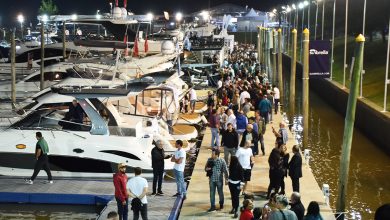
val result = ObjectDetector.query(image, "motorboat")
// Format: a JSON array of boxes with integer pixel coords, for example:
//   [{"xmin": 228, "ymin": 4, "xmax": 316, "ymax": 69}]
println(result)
[
  {"xmin": 0, "ymin": 62, "xmax": 74, "ymax": 100},
  {"xmin": 0, "ymin": 47, "xmax": 65, "ymax": 76},
  {"xmin": 0, "ymin": 86, "xmax": 175, "ymax": 178}
]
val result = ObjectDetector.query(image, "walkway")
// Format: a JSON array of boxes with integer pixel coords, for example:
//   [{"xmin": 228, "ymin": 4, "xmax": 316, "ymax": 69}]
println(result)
[{"xmin": 180, "ymin": 110, "xmax": 335, "ymax": 219}]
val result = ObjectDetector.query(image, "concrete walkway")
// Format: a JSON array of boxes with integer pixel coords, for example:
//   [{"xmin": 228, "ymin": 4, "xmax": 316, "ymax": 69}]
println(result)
[{"xmin": 180, "ymin": 110, "xmax": 335, "ymax": 219}]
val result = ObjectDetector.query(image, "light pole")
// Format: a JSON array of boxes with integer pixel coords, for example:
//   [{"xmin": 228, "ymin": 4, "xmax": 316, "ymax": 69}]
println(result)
[
  {"xmin": 343, "ymin": 0, "xmax": 349, "ymax": 88},
  {"xmin": 307, "ymin": 1, "xmax": 310, "ymax": 32},
  {"xmin": 314, "ymin": 0, "xmax": 320, "ymax": 40},
  {"xmin": 299, "ymin": 2, "xmax": 304, "ymax": 62},
  {"xmin": 383, "ymin": 18, "xmax": 390, "ymax": 112},
  {"xmin": 359, "ymin": 0, "xmax": 367, "ymax": 98},
  {"xmin": 321, "ymin": 0, "xmax": 325, "ymax": 40},
  {"xmin": 292, "ymin": 4, "xmax": 297, "ymax": 29},
  {"xmin": 17, "ymin": 14, "xmax": 24, "ymax": 40},
  {"xmin": 330, "ymin": 0, "xmax": 336, "ymax": 80}
]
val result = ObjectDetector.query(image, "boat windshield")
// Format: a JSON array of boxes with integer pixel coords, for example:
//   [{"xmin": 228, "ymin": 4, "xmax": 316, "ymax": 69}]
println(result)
[{"xmin": 10, "ymin": 108, "xmax": 91, "ymax": 131}]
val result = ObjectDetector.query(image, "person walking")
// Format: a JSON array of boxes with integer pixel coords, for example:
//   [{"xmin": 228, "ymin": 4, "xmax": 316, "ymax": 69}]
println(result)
[
  {"xmin": 113, "ymin": 163, "xmax": 129, "ymax": 220},
  {"xmin": 171, "ymin": 140, "xmax": 187, "ymax": 199},
  {"xmin": 24, "ymin": 132, "xmax": 53, "ymax": 185},
  {"xmin": 289, "ymin": 145, "xmax": 303, "ymax": 192},
  {"xmin": 221, "ymin": 123, "xmax": 239, "ymax": 165},
  {"xmin": 273, "ymin": 85, "xmax": 280, "ymax": 114},
  {"xmin": 209, "ymin": 109, "xmax": 221, "ymax": 149},
  {"xmin": 240, "ymin": 124, "xmax": 259, "ymax": 156},
  {"xmin": 127, "ymin": 167, "xmax": 148, "ymax": 220},
  {"xmin": 266, "ymin": 142, "xmax": 283, "ymax": 199},
  {"xmin": 255, "ymin": 111, "xmax": 266, "ymax": 155},
  {"xmin": 205, "ymin": 148, "xmax": 228, "ymax": 212},
  {"xmin": 280, "ymin": 144, "xmax": 290, "ymax": 195},
  {"xmin": 258, "ymin": 95, "xmax": 272, "ymax": 124},
  {"xmin": 236, "ymin": 110, "xmax": 248, "ymax": 139},
  {"xmin": 228, "ymin": 156, "xmax": 244, "ymax": 218},
  {"xmin": 236, "ymin": 140, "xmax": 254, "ymax": 195},
  {"xmin": 151, "ymin": 140, "xmax": 171, "ymax": 196},
  {"xmin": 189, "ymin": 86, "xmax": 197, "ymax": 113}
]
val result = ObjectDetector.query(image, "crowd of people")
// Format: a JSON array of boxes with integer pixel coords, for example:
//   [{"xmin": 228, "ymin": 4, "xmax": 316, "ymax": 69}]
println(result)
[
  {"xmin": 109, "ymin": 43, "xmax": 390, "ymax": 220},
  {"xmin": 200, "ymin": 44, "xmax": 314, "ymax": 220}
]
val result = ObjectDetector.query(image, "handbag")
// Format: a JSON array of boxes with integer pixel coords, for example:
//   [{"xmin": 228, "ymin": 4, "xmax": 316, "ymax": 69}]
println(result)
[{"xmin": 131, "ymin": 197, "xmax": 142, "ymax": 211}]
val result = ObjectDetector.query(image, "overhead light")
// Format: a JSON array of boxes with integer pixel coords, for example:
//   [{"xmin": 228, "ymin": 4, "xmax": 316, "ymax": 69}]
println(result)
[
  {"xmin": 42, "ymin": 14, "xmax": 49, "ymax": 23},
  {"xmin": 146, "ymin": 13, "xmax": 154, "ymax": 21},
  {"xmin": 292, "ymin": 4, "xmax": 296, "ymax": 9},
  {"xmin": 71, "ymin": 14, "xmax": 77, "ymax": 20},
  {"xmin": 175, "ymin": 12, "xmax": 183, "ymax": 21},
  {"xmin": 298, "ymin": 3, "xmax": 304, "ymax": 9}
]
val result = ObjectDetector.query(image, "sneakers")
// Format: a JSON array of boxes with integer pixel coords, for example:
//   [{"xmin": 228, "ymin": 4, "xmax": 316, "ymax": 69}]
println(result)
[
  {"xmin": 219, "ymin": 204, "xmax": 224, "ymax": 210},
  {"xmin": 207, "ymin": 207, "xmax": 216, "ymax": 212},
  {"xmin": 24, "ymin": 179, "xmax": 33, "ymax": 185},
  {"xmin": 43, "ymin": 180, "xmax": 54, "ymax": 184},
  {"xmin": 151, "ymin": 192, "xmax": 157, "ymax": 196},
  {"xmin": 157, "ymin": 191, "xmax": 164, "ymax": 196},
  {"xmin": 233, "ymin": 212, "xmax": 238, "ymax": 218},
  {"xmin": 172, "ymin": 193, "xmax": 181, "ymax": 197}
]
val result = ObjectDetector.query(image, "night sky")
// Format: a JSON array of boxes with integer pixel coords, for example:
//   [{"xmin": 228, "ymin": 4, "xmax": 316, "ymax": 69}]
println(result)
[{"xmin": 0, "ymin": 0, "xmax": 287, "ymax": 27}]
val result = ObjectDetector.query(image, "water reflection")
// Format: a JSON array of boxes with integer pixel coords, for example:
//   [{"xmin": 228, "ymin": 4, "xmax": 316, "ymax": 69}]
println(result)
[{"xmin": 289, "ymin": 90, "xmax": 390, "ymax": 220}]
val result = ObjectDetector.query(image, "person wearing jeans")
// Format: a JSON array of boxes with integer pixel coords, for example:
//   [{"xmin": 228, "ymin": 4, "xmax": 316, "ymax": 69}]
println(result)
[
  {"xmin": 171, "ymin": 140, "xmax": 187, "ymax": 199},
  {"xmin": 221, "ymin": 123, "xmax": 238, "ymax": 165},
  {"xmin": 205, "ymin": 148, "xmax": 228, "ymax": 212},
  {"xmin": 209, "ymin": 109, "xmax": 220, "ymax": 148},
  {"xmin": 113, "ymin": 163, "xmax": 128, "ymax": 220}
]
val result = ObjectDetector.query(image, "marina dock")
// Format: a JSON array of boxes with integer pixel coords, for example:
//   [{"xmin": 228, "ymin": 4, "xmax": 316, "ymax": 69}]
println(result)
[
  {"xmin": 0, "ymin": 177, "xmax": 180, "ymax": 219},
  {"xmin": 180, "ymin": 110, "xmax": 335, "ymax": 219}
]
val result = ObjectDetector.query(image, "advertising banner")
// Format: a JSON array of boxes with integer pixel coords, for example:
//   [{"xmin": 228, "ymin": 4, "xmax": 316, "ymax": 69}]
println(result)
[{"xmin": 309, "ymin": 40, "xmax": 331, "ymax": 78}]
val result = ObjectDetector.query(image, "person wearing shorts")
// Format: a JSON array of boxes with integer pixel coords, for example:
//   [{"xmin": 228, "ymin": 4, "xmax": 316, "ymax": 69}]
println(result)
[{"xmin": 235, "ymin": 140, "xmax": 254, "ymax": 195}]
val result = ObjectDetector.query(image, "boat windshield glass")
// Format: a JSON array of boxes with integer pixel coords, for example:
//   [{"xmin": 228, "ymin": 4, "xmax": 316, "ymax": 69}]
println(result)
[{"xmin": 11, "ymin": 108, "xmax": 91, "ymax": 131}]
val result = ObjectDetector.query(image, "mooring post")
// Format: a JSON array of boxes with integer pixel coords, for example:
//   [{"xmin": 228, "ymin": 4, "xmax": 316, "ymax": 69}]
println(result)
[{"xmin": 336, "ymin": 34, "xmax": 365, "ymax": 220}]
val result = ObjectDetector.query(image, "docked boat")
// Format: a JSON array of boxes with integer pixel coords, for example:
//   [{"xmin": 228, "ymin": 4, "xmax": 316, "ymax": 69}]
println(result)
[{"xmin": 0, "ymin": 86, "xmax": 174, "ymax": 178}]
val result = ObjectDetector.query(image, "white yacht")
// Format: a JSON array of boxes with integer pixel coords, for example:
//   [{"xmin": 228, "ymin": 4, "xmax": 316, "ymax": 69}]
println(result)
[{"xmin": 0, "ymin": 87, "xmax": 174, "ymax": 178}]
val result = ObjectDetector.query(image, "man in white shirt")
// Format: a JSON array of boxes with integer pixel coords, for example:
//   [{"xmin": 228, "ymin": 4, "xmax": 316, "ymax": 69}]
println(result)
[
  {"xmin": 171, "ymin": 140, "xmax": 187, "ymax": 199},
  {"xmin": 239, "ymin": 89, "xmax": 251, "ymax": 107},
  {"xmin": 127, "ymin": 167, "xmax": 148, "ymax": 220},
  {"xmin": 235, "ymin": 141, "xmax": 254, "ymax": 195},
  {"xmin": 189, "ymin": 87, "xmax": 197, "ymax": 113},
  {"xmin": 225, "ymin": 109, "xmax": 237, "ymax": 129},
  {"xmin": 273, "ymin": 85, "xmax": 280, "ymax": 114}
]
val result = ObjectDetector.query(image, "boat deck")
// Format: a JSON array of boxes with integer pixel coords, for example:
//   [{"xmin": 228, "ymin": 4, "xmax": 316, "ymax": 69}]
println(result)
[{"xmin": 180, "ymin": 111, "xmax": 336, "ymax": 219}]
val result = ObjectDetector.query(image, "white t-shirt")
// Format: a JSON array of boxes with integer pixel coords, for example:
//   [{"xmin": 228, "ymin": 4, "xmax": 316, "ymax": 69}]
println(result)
[
  {"xmin": 239, "ymin": 91, "xmax": 251, "ymax": 105},
  {"xmin": 173, "ymin": 148, "xmax": 186, "ymax": 172},
  {"xmin": 217, "ymin": 80, "xmax": 223, "ymax": 89},
  {"xmin": 189, "ymin": 89, "xmax": 197, "ymax": 101},
  {"xmin": 126, "ymin": 176, "xmax": 148, "ymax": 204},
  {"xmin": 236, "ymin": 147, "xmax": 253, "ymax": 169},
  {"xmin": 226, "ymin": 114, "xmax": 237, "ymax": 129},
  {"xmin": 273, "ymin": 87, "xmax": 280, "ymax": 99}
]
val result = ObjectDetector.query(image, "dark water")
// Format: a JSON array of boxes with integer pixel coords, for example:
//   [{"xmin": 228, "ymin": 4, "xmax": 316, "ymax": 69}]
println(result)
[
  {"xmin": 0, "ymin": 204, "xmax": 101, "ymax": 219},
  {"xmin": 286, "ymin": 83, "xmax": 390, "ymax": 219}
]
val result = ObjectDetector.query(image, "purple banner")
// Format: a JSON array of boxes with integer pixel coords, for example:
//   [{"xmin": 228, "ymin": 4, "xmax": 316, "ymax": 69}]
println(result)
[{"xmin": 309, "ymin": 40, "xmax": 331, "ymax": 78}]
